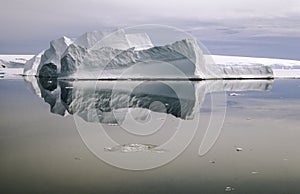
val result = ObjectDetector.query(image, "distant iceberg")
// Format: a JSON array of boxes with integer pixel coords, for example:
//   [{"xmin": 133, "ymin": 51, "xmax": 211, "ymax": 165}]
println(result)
[{"xmin": 23, "ymin": 29, "xmax": 273, "ymax": 79}]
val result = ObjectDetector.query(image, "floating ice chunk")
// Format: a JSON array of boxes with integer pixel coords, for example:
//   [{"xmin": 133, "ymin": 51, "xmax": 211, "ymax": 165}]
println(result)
[
  {"xmin": 228, "ymin": 92, "xmax": 243, "ymax": 96},
  {"xmin": 236, "ymin": 147, "xmax": 243, "ymax": 152},
  {"xmin": 225, "ymin": 186, "xmax": 235, "ymax": 192},
  {"xmin": 104, "ymin": 143, "xmax": 164, "ymax": 153},
  {"xmin": 107, "ymin": 123, "xmax": 119, "ymax": 126}
]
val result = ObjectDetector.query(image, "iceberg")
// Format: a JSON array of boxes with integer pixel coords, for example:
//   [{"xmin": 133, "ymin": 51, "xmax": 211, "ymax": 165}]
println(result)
[{"xmin": 23, "ymin": 30, "xmax": 273, "ymax": 79}]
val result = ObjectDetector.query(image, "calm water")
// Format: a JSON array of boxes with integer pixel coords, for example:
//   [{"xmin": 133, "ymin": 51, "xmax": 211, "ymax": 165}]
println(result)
[{"xmin": 1, "ymin": 77, "xmax": 300, "ymax": 194}]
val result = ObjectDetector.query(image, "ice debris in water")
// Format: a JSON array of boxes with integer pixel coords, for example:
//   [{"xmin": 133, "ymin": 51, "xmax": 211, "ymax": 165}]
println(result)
[
  {"xmin": 228, "ymin": 92, "xmax": 243, "ymax": 96},
  {"xmin": 225, "ymin": 186, "xmax": 235, "ymax": 192},
  {"xmin": 107, "ymin": 123, "xmax": 119, "ymax": 126},
  {"xmin": 236, "ymin": 147, "xmax": 243, "ymax": 152},
  {"xmin": 104, "ymin": 143, "xmax": 164, "ymax": 153}
]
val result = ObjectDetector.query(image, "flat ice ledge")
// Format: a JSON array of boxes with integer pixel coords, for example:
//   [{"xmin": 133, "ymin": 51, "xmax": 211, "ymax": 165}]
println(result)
[{"xmin": 212, "ymin": 55, "xmax": 300, "ymax": 79}]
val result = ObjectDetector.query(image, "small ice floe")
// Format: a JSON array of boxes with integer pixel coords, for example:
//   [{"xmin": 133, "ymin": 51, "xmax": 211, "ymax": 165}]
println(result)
[
  {"xmin": 104, "ymin": 143, "xmax": 164, "ymax": 153},
  {"xmin": 251, "ymin": 171, "xmax": 259, "ymax": 175},
  {"xmin": 209, "ymin": 160, "xmax": 216, "ymax": 164},
  {"xmin": 225, "ymin": 186, "xmax": 235, "ymax": 192},
  {"xmin": 65, "ymin": 86, "xmax": 73, "ymax": 89},
  {"xmin": 107, "ymin": 123, "xmax": 119, "ymax": 126},
  {"xmin": 236, "ymin": 147, "xmax": 243, "ymax": 152},
  {"xmin": 48, "ymin": 80, "xmax": 53, "ymax": 83},
  {"xmin": 228, "ymin": 92, "xmax": 243, "ymax": 97}
]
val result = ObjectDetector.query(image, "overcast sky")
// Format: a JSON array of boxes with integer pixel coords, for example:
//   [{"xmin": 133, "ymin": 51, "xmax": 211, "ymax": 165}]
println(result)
[{"xmin": 1, "ymin": 0, "xmax": 300, "ymax": 59}]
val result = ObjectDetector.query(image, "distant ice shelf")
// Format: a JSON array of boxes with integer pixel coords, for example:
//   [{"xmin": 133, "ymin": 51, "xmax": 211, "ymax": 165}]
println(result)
[
  {"xmin": 212, "ymin": 55, "xmax": 300, "ymax": 79},
  {"xmin": 0, "ymin": 55, "xmax": 33, "ymax": 77}
]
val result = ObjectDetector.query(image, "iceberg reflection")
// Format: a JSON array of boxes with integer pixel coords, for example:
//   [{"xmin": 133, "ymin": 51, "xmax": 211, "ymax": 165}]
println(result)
[
  {"xmin": 24, "ymin": 76, "xmax": 273, "ymax": 170},
  {"xmin": 24, "ymin": 77, "xmax": 273, "ymax": 124}
]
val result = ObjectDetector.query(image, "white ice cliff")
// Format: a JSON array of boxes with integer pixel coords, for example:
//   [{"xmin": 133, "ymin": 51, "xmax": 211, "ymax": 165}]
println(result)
[{"xmin": 23, "ymin": 30, "xmax": 273, "ymax": 79}]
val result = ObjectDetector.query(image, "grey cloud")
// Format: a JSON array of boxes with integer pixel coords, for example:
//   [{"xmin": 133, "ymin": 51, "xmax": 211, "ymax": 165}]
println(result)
[{"xmin": 0, "ymin": 0, "xmax": 300, "ymax": 58}]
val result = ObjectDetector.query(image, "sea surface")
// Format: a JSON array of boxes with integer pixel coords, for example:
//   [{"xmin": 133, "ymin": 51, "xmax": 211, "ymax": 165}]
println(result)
[{"xmin": 1, "ymin": 77, "xmax": 300, "ymax": 194}]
